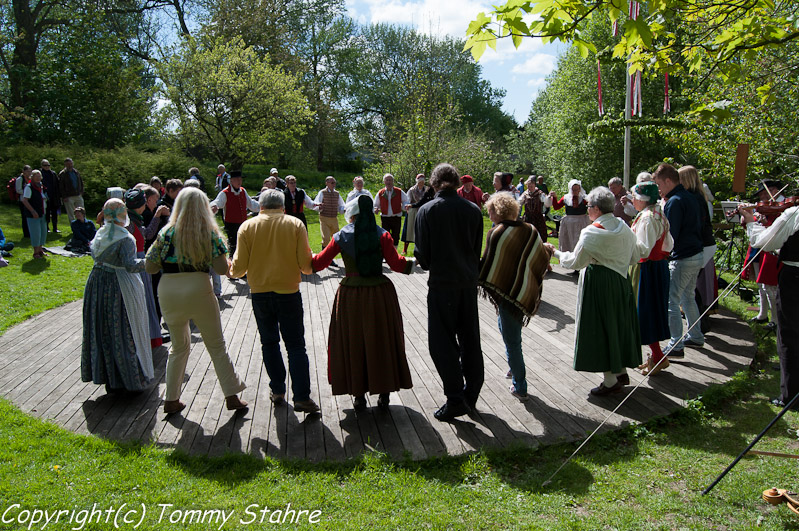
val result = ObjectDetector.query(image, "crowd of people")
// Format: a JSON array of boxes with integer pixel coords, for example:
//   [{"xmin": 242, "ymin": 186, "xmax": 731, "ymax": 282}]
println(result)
[{"xmin": 8, "ymin": 156, "xmax": 798, "ymax": 422}]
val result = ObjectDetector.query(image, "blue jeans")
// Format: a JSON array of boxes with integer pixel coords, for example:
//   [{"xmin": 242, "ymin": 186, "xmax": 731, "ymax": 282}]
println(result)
[
  {"xmin": 210, "ymin": 270, "xmax": 221, "ymax": 296},
  {"xmin": 498, "ymin": 302, "xmax": 526, "ymax": 395},
  {"xmin": 251, "ymin": 291, "xmax": 311, "ymax": 402},
  {"xmin": 667, "ymin": 252, "xmax": 705, "ymax": 350},
  {"xmin": 26, "ymin": 217, "xmax": 47, "ymax": 247}
]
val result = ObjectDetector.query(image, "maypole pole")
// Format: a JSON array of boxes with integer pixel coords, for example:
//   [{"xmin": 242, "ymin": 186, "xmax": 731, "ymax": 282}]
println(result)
[{"xmin": 623, "ymin": 61, "xmax": 631, "ymax": 189}]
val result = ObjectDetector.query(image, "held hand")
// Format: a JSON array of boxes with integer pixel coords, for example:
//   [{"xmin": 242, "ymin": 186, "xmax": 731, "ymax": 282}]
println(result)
[
  {"xmin": 542, "ymin": 242, "xmax": 556, "ymax": 257},
  {"xmin": 211, "ymin": 205, "xmax": 219, "ymax": 214},
  {"xmin": 224, "ymin": 257, "xmax": 233, "ymax": 278},
  {"xmin": 620, "ymin": 195, "xmax": 630, "ymax": 205},
  {"xmin": 156, "ymin": 205, "xmax": 170, "ymax": 217},
  {"xmin": 481, "ymin": 192, "xmax": 490, "ymax": 203},
  {"xmin": 404, "ymin": 204, "xmax": 411, "ymax": 211}
]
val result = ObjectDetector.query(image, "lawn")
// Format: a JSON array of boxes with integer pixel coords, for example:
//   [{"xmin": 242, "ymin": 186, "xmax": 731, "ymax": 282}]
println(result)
[{"xmin": 1, "ymin": 201, "xmax": 797, "ymax": 530}]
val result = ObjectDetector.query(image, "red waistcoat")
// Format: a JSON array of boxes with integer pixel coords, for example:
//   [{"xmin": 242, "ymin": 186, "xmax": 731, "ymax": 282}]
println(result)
[
  {"xmin": 223, "ymin": 187, "xmax": 248, "ymax": 223},
  {"xmin": 378, "ymin": 187, "xmax": 402, "ymax": 215}
]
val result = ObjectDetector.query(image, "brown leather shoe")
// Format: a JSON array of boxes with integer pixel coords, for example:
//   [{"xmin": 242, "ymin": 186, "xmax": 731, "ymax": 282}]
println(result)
[
  {"xmin": 294, "ymin": 399, "xmax": 320, "ymax": 413},
  {"xmin": 164, "ymin": 400, "xmax": 185, "ymax": 414},
  {"xmin": 641, "ymin": 357, "xmax": 670, "ymax": 376},
  {"xmin": 225, "ymin": 395, "xmax": 248, "ymax": 411}
]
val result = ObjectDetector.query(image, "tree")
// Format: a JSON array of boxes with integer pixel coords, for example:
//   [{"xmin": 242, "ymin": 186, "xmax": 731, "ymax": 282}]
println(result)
[
  {"xmin": 346, "ymin": 23, "xmax": 515, "ymax": 152},
  {"xmin": 493, "ymin": 13, "xmax": 690, "ymax": 194},
  {"xmin": 0, "ymin": 0, "xmax": 186, "ymax": 142},
  {"xmin": 464, "ymin": 0, "xmax": 799, "ymax": 117},
  {"xmin": 158, "ymin": 36, "xmax": 313, "ymax": 167}
]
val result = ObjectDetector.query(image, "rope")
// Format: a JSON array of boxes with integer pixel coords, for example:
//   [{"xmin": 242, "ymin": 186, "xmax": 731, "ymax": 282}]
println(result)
[{"xmin": 542, "ymin": 185, "xmax": 797, "ymax": 487}]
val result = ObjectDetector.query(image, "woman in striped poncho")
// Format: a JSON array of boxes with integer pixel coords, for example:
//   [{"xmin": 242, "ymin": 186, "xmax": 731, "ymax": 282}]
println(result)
[{"xmin": 479, "ymin": 192, "xmax": 552, "ymax": 401}]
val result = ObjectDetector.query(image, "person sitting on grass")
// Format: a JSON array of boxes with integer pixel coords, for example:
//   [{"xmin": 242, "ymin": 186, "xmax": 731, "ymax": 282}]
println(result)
[
  {"xmin": 65, "ymin": 207, "xmax": 96, "ymax": 254},
  {"xmin": 0, "ymin": 224, "xmax": 14, "ymax": 257}
]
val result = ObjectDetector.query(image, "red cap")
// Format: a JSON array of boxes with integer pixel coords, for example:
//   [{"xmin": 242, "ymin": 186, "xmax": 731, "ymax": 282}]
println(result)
[{"xmin": 461, "ymin": 175, "xmax": 473, "ymax": 183}]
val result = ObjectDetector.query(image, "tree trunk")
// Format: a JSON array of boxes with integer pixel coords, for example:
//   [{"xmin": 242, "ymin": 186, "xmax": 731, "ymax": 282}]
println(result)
[{"xmin": 10, "ymin": 0, "xmax": 39, "ymax": 111}]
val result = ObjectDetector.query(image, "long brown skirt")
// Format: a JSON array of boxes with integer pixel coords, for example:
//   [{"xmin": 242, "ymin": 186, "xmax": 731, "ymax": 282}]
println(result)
[{"xmin": 328, "ymin": 280, "xmax": 413, "ymax": 396}]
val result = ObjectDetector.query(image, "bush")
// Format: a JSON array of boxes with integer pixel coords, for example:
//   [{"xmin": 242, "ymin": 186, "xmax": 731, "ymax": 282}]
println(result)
[{"xmin": 1, "ymin": 144, "xmax": 204, "ymax": 210}]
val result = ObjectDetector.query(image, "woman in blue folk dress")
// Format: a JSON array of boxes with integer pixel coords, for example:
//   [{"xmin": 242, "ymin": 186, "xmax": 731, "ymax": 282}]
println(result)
[{"xmin": 81, "ymin": 198, "xmax": 154, "ymax": 393}]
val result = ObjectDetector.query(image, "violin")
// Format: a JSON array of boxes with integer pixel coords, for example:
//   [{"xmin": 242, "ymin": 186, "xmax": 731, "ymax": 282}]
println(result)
[{"xmin": 737, "ymin": 196, "xmax": 798, "ymax": 216}]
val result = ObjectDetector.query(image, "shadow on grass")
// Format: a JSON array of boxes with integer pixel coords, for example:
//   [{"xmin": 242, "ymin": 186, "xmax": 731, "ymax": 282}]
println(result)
[{"xmin": 20, "ymin": 257, "xmax": 51, "ymax": 274}]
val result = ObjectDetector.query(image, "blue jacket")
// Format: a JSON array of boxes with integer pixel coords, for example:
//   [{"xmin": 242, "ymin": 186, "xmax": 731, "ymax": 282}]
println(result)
[
  {"xmin": 71, "ymin": 219, "xmax": 96, "ymax": 245},
  {"xmin": 664, "ymin": 184, "xmax": 703, "ymax": 260}
]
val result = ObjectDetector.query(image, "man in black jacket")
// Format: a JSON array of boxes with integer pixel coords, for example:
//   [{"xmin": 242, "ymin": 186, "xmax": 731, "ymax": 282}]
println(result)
[
  {"xmin": 40, "ymin": 159, "xmax": 61, "ymax": 233},
  {"xmin": 414, "ymin": 163, "xmax": 484, "ymax": 421}
]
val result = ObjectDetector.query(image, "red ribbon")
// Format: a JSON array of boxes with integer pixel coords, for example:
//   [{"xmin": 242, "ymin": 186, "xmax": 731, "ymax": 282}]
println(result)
[{"xmin": 663, "ymin": 72, "xmax": 671, "ymax": 114}]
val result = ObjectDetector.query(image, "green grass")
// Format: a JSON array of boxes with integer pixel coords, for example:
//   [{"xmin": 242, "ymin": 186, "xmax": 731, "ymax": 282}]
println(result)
[{"xmin": 3, "ymin": 202, "xmax": 796, "ymax": 529}]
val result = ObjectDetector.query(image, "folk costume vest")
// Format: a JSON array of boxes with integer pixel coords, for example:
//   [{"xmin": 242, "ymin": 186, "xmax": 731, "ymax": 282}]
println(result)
[
  {"xmin": 222, "ymin": 186, "xmax": 248, "ymax": 224},
  {"xmin": 285, "ymin": 188, "xmax": 306, "ymax": 215},
  {"xmin": 319, "ymin": 189, "xmax": 341, "ymax": 217},
  {"xmin": 378, "ymin": 188, "xmax": 402, "ymax": 215}
]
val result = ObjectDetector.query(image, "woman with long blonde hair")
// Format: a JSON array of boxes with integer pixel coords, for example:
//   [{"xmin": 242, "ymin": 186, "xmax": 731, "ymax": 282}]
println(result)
[
  {"xmin": 145, "ymin": 187, "xmax": 247, "ymax": 414},
  {"xmin": 679, "ymin": 165, "xmax": 717, "ymax": 331}
]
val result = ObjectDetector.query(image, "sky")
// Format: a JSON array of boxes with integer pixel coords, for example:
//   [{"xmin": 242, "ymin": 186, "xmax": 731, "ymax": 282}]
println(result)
[{"xmin": 344, "ymin": 0, "xmax": 566, "ymax": 125}]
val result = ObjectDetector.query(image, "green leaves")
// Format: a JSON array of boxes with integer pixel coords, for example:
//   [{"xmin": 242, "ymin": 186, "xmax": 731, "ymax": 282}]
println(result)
[{"xmin": 159, "ymin": 36, "xmax": 313, "ymax": 164}]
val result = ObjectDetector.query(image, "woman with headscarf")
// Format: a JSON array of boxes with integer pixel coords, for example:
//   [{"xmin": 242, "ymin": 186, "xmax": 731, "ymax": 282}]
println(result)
[
  {"xmin": 81, "ymin": 198, "xmax": 154, "ymax": 393},
  {"xmin": 145, "ymin": 187, "xmax": 247, "ymax": 415},
  {"xmin": 481, "ymin": 172, "xmax": 518, "ymax": 204},
  {"xmin": 629, "ymin": 182, "xmax": 674, "ymax": 376},
  {"xmin": 550, "ymin": 179, "xmax": 591, "ymax": 266},
  {"xmin": 544, "ymin": 187, "xmax": 641, "ymax": 395},
  {"xmin": 124, "ymin": 188, "xmax": 164, "ymax": 348},
  {"xmin": 312, "ymin": 195, "xmax": 414, "ymax": 410}
]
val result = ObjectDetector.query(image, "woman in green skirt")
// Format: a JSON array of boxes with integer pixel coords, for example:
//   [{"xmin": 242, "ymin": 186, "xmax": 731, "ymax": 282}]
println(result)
[{"xmin": 544, "ymin": 186, "xmax": 642, "ymax": 395}]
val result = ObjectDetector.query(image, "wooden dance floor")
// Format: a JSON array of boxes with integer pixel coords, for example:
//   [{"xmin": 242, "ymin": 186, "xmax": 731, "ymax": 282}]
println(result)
[{"xmin": 0, "ymin": 265, "xmax": 756, "ymax": 461}]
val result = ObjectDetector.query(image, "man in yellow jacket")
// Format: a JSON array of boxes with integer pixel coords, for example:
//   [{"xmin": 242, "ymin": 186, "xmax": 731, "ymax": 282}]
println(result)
[{"xmin": 229, "ymin": 189, "xmax": 320, "ymax": 413}]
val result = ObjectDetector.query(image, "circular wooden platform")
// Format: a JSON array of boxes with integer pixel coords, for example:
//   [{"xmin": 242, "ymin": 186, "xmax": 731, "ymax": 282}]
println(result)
[{"xmin": 0, "ymin": 265, "xmax": 756, "ymax": 461}]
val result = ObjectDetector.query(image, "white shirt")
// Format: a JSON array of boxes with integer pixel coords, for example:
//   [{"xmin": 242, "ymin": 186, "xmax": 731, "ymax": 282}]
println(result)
[
  {"xmin": 373, "ymin": 188, "xmax": 410, "ymax": 216},
  {"xmin": 210, "ymin": 187, "xmax": 260, "ymax": 214},
  {"xmin": 23, "ymin": 183, "xmax": 47, "ymax": 212},
  {"xmin": 631, "ymin": 205, "xmax": 674, "ymax": 262},
  {"xmin": 747, "ymin": 205, "xmax": 799, "ymax": 268},
  {"xmin": 313, "ymin": 188, "xmax": 346, "ymax": 213},
  {"xmin": 555, "ymin": 213, "xmax": 638, "ymax": 278},
  {"xmin": 346, "ymin": 188, "xmax": 373, "ymax": 202}
]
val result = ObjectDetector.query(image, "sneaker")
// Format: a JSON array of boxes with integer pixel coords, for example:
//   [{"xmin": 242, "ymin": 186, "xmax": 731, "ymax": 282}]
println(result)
[
  {"xmin": 294, "ymin": 399, "xmax": 320, "ymax": 413},
  {"xmin": 667, "ymin": 348, "xmax": 685, "ymax": 359},
  {"xmin": 510, "ymin": 386, "xmax": 529, "ymax": 402},
  {"xmin": 765, "ymin": 322, "xmax": 777, "ymax": 331},
  {"xmin": 505, "ymin": 370, "xmax": 512, "ymax": 379},
  {"xmin": 269, "ymin": 391, "xmax": 285, "ymax": 405},
  {"xmin": 684, "ymin": 339, "xmax": 704, "ymax": 348}
]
